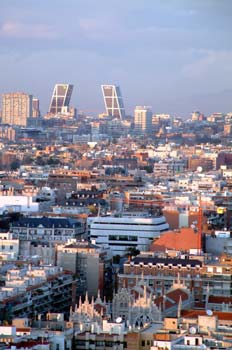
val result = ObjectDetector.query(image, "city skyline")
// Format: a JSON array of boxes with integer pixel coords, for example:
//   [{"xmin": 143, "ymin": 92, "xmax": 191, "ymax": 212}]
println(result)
[
  {"xmin": 0, "ymin": 1, "xmax": 232, "ymax": 346},
  {"xmin": 1, "ymin": 1, "xmax": 232, "ymax": 116}
]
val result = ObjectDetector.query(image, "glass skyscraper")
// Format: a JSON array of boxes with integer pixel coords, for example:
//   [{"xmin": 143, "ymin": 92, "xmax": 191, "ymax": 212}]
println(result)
[
  {"xmin": 49, "ymin": 84, "xmax": 73, "ymax": 114},
  {"xmin": 101, "ymin": 85, "xmax": 125, "ymax": 119}
]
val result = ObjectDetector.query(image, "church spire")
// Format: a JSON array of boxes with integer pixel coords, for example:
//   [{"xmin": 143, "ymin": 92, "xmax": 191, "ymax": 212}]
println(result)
[
  {"xmin": 141, "ymin": 270, "xmax": 144, "ymax": 283},
  {"xmin": 177, "ymin": 295, "xmax": 182, "ymax": 318},
  {"xmin": 144, "ymin": 284, "xmax": 147, "ymax": 304},
  {"xmin": 75, "ymin": 303, "xmax": 78, "ymax": 313},
  {"xmin": 163, "ymin": 295, "xmax": 166, "ymax": 312},
  {"xmin": 79, "ymin": 295, "xmax": 82, "ymax": 309},
  {"xmin": 85, "ymin": 291, "xmax": 89, "ymax": 303}
]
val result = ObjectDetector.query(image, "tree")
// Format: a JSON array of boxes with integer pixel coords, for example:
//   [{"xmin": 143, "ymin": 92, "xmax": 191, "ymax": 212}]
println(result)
[
  {"xmin": 126, "ymin": 247, "xmax": 140, "ymax": 258},
  {"xmin": 88, "ymin": 205, "xmax": 98, "ymax": 215},
  {"xmin": 10, "ymin": 160, "xmax": 20, "ymax": 170},
  {"xmin": 113, "ymin": 255, "xmax": 121, "ymax": 264}
]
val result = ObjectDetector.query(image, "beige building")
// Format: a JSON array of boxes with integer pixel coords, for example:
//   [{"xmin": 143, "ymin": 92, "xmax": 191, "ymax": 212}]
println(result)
[
  {"xmin": 32, "ymin": 97, "xmax": 40, "ymax": 117},
  {"xmin": 2, "ymin": 92, "xmax": 33, "ymax": 126},
  {"xmin": 134, "ymin": 106, "xmax": 152, "ymax": 134},
  {"xmin": 56, "ymin": 240, "xmax": 111, "ymax": 297}
]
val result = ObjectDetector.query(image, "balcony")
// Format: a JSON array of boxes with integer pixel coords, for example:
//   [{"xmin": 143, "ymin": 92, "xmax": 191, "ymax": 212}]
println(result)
[
  {"xmin": 173, "ymin": 345, "xmax": 204, "ymax": 350},
  {"xmin": 12, "ymin": 300, "xmax": 32, "ymax": 311}
]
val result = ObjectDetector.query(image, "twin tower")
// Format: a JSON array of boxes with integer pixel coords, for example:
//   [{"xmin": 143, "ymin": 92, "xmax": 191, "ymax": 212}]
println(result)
[{"xmin": 49, "ymin": 84, "xmax": 125, "ymax": 119}]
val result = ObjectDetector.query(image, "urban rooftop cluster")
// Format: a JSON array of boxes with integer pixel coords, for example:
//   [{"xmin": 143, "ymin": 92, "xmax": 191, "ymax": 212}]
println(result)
[{"xmin": 0, "ymin": 83, "xmax": 232, "ymax": 350}]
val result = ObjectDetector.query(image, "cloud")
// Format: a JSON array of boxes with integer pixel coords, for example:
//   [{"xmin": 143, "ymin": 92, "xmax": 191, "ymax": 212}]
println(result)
[
  {"xmin": 181, "ymin": 50, "xmax": 232, "ymax": 79},
  {"xmin": 0, "ymin": 21, "xmax": 58, "ymax": 39}
]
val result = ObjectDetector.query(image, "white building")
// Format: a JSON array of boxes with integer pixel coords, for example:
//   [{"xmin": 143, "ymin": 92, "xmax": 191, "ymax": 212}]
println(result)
[
  {"xmin": 0, "ymin": 232, "xmax": 19, "ymax": 260},
  {"xmin": 88, "ymin": 213, "xmax": 169, "ymax": 256},
  {"xmin": 0, "ymin": 195, "xmax": 39, "ymax": 214}
]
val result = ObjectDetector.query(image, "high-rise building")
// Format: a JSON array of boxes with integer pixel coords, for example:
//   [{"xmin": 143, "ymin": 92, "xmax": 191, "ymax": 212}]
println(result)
[
  {"xmin": 134, "ymin": 106, "xmax": 152, "ymax": 134},
  {"xmin": 101, "ymin": 84, "xmax": 125, "ymax": 119},
  {"xmin": 1, "ymin": 92, "xmax": 33, "ymax": 126},
  {"xmin": 32, "ymin": 98, "xmax": 40, "ymax": 118},
  {"xmin": 49, "ymin": 83, "xmax": 73, "ymax": 114}
]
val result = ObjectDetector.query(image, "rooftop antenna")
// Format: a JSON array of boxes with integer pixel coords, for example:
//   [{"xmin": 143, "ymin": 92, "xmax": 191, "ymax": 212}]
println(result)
[{"xmin": 198, "ymin": 194, "xmax": 203, "ymax": 254}]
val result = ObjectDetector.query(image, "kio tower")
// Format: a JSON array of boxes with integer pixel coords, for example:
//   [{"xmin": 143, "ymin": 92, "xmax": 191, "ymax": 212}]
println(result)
[
  {"xmin": 101, "ymin": 85, "xmax": 125, "ymax": 119},
  {"xmin": 49, "ymin": 84, "xmax": 73, "ymax": 114}
]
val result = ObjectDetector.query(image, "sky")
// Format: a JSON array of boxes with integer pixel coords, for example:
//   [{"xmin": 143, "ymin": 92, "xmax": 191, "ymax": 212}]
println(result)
[{"xmin": 0, "ymin": 0, "xmax": 232, "ymax": 117}]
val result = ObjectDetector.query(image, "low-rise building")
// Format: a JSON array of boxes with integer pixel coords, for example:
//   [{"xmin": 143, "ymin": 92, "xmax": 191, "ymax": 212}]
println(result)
[
  {"xmin": 88, "ymin": 213, "xmax": 169, "ymax": 256},
  {"xmin": 0, "ymin": 232, "xmax": 19, "ymax": 260}
]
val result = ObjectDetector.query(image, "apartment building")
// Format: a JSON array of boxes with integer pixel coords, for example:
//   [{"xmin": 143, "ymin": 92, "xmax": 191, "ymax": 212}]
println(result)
[
  {"xmin": 0, "ymin": 232, "xmax": 19, "ymax": 260},
  {"xmin": 10, "ymin": 216, "xmax": 84, "ymax": 242},
  {"xmin": 2, "ymin": 92, "xmax": 33, "ymax": 126},
  {"xmin": 118, "ymin": 254, "xmax": 232, "ymax": 304},
  {"xmin": 56, "ymin": 240, "xmax": 112, "ymax": 297},
  {"xmin": 0, "ymin": 265, "xmax": 76, "ymax": 322},
  {"xmin": 118, "ymin": 256, "xmax": 203, "ymax": 302}
]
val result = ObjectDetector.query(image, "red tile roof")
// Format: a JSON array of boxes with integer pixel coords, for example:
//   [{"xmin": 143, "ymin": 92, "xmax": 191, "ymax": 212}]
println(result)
[
  {"xmin": 150, "ymin": 227, "xmax": 199, "ymax": 252},
  {"xmin": 181, "ymin": 309, "xmax": 232, "ymax": 320},
  {"xmin": 154, "ymin": 288, "xmax": 189, "ymax": 310},
  {"xmin": 208, "ymin": 295, "xmax": 232, "ymax": 304}
]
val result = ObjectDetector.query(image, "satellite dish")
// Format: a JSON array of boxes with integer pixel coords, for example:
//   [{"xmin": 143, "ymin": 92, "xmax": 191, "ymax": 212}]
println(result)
[
  {"xmin": 206, "ymin": 309, "xmax": 213, "ymax": 316},
  {"xmin": 189, "ymin": 326, "xmax": 196, "ymax": 334},
  {"xmin": 116, "ymin": 317, "xmax": 122, "ymax": 323}
]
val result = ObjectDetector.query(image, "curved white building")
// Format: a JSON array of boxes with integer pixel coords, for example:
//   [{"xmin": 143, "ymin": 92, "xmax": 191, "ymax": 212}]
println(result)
[{"xmin": 88, "ymin": 214, "xmax": 169, "ymax": 256}]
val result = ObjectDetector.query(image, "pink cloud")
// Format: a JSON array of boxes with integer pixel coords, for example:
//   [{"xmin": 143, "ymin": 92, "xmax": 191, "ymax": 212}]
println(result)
[{"xmin": 0, "ymin": 21, "xmax": 58, "ymax": 39}]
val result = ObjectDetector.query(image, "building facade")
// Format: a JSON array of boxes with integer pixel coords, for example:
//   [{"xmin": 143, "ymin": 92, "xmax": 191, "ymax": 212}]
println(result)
[
  {"xmin": 2, "ymin": 92, "xmax": 33, "ymax": 126},
  {"xmin": 56, "ymin": 240, "xmax": 112, "ymax": 297},
  {"xmin": 0, "ymin": 266, "xmax": 76, "ymax": 321},
  {"xmin": 49, "ymin": 84, "xmax": 73, "ymax": 114},
  {"xmin": 88, "ymin": 214, "xmax": 169, "ymax": 256},
  {"xmin": 32, "ymin": 98, "xmax": 40, "ymax": 118},
  {"xmin": 101, "ymin": 85, "xmax": 125, "ymax": 119},
  {"xmin": 134, "ymin": 106, "xmax": 152, "ymax": 134}
]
